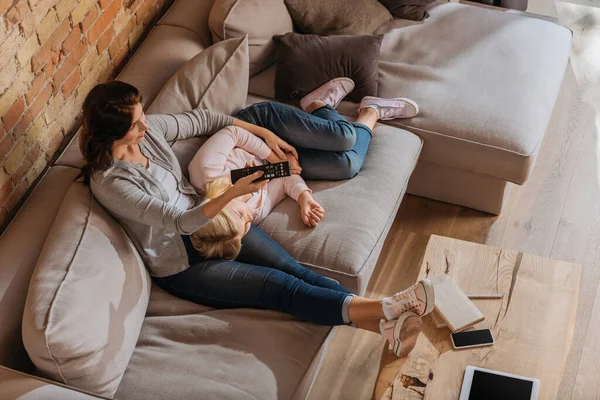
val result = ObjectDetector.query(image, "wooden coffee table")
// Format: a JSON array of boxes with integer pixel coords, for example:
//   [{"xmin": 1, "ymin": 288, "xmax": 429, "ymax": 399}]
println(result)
[{"xmin": 384, "ymin": 235, "xmax": 581, "ymax": 400}]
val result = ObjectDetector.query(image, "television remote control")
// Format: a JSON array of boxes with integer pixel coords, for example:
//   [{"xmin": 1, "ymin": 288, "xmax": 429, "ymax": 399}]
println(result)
[{"xmin": 230, "ymin": 161, "xmax": 291, "ymax": 184}]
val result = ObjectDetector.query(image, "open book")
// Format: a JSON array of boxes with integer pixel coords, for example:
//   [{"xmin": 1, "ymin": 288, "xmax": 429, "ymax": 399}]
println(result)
[{"xmin": 430, "ymin": 275, "xmax": 485, "ymax": 332}]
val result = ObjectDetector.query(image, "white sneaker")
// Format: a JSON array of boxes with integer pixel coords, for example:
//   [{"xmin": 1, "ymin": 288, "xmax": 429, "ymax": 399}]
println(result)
[
  {"xmin": 359, "ymin": 96, "xmax": 419, "ymax": 119},
  {"xmin": 300, "ymin": 77, "xmax": 355, "ymax": 112},
  {"xmin": 380, "ymin": 312, "xmax": 422, "ymax": 358},
  {"xmin": 382, "ymin": 279, "xmax": 435, "ymax": 321}
]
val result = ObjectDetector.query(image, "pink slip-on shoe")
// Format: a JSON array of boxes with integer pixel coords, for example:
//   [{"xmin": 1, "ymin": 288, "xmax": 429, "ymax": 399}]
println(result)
[
  {"xmin": 359, "ymin": 96, "xmax": 419, "ymax": 119},
  {"xmin": 300, "ymin": 77, "xmax": 355, "ymax": 112},
  {"xmin": 380, "ymin": 312, "xmax": 423, "ymax": 358},
  {"xmin": 382, "ymin": 279, "xmax": 435, "ymax": 320}
]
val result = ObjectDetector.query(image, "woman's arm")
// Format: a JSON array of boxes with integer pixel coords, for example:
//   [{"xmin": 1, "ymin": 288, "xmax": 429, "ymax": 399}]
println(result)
[
  {"xmin": 233, "ymin": 118, "xmax": 298, "ymax": 160},
  {"xmin": 92, "ymin": 172, "xmax": 266, "ymax": 234},
  {"xmin": 147, "ymin": 109, "xmax": 234, "ymax": 145}
]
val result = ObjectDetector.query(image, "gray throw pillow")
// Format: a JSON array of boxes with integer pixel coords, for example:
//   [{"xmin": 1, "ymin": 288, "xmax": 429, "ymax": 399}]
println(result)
[
  {"xmin": 273, "ymin": 33, "xmax": 383, "ymax": 103},
  {"xmin": 378, "ymin": 0, "xmax": 435, "ymax": 21},
  {"xmin": 284, "ymin": 0, "xmax": 392, "ymax": 36}
]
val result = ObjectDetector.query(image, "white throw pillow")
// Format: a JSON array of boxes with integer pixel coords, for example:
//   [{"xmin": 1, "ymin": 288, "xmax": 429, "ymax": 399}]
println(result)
[
  {"xmin": 147, "ymin": 36, "xmax": 249, "ymax": 116},
  {"xmin": 22, "ymin": 182, "xmax": 151, "ymax": 397},
  {"xmin": 209, "ymin": 0, "xmax": 293, "ymax": 76}
]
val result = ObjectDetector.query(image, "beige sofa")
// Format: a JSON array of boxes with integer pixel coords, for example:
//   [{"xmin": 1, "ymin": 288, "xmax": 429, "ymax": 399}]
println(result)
[{"xmin": 0, "ymin": 0, "xmax": 570, "ymax": 399}]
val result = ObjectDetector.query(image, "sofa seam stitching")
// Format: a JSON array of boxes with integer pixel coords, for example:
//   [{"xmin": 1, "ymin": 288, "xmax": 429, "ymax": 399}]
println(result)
[{"xmin": 42, "ymin": 189, "xmax": 95, "ymax": 385}]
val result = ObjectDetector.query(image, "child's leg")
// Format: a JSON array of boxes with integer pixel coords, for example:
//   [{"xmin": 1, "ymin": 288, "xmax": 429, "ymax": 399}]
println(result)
[{"xmin": 236, "ymin": 101, "xmax": 358, "ymax": 152}]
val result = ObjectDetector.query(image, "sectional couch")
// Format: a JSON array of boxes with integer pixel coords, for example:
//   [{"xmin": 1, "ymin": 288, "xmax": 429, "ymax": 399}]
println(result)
[{"xmin": 0, "ymin": 0, "xmax": 571, "ymax": 399}]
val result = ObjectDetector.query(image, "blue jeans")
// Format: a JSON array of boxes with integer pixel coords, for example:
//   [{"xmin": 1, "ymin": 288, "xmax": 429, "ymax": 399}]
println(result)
[
  {"xmin": 156, "ymin": 102, "xmax": 370, "ymax": 325},
  {"xmin": 153, "ymin": 227, "xmax": 355, "ymax": 325},
  {"xmin": 235, "ymin": 101, "xmax": 373, "ymax": 180}
]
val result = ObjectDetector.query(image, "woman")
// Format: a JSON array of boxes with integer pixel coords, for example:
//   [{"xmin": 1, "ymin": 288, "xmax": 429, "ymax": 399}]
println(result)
[{"xmin": 80, "ymin": 78, "xmax": 434, "ymax": 357}]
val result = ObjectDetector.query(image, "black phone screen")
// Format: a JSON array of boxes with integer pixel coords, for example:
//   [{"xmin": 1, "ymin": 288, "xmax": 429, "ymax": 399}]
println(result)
[
  {"xmin": 469, "ymin": 370, "xmax": 533, "ymax": 400},
  {"xmin": 452, "ymin": 329, "xmax": 493, "ymax": 347}
]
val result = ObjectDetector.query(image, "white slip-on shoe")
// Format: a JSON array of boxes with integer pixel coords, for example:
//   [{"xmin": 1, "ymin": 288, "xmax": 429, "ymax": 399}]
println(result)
[
  {"xmin": 359, "ymin": 96, "xmax": 419, "ymax": 119},
  {"xmin": 300, "ymin": 77, "xmax": 355, "ymax": 112}
]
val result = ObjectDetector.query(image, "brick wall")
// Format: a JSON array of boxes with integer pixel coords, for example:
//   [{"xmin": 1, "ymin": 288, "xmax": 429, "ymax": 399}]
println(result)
[{"xmin": 0, "ymin": 0, "xmax": 175, "ymax": 232}]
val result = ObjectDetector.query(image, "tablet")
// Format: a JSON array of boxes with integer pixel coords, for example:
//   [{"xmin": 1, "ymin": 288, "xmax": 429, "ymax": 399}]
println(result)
[{"xmin": 459, "ymin": 366, "xmax": 540, "ymax": 400}]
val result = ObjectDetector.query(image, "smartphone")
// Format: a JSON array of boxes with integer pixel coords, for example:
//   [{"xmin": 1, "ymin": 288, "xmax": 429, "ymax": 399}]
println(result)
[{"xmin": 451, "ymin": 328, "xmax": 494, "ymax": 350}]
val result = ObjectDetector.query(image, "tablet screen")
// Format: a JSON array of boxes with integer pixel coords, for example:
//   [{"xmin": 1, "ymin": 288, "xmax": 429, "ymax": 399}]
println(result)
[{"xmin": 469, "ymin": 370, "xmax": 533, "ymax": 400}]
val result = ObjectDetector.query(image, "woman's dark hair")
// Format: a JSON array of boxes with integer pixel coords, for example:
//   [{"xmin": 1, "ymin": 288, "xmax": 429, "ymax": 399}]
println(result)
[{"xmin": 78, "ymin": 81, "xmax": 142, "ymax": 185}]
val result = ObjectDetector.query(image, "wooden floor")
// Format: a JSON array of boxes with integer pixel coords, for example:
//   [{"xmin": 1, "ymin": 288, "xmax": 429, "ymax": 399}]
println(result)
[{"xmin": 307, "ymin": 1, "xmax": 600, "ymax": 399}]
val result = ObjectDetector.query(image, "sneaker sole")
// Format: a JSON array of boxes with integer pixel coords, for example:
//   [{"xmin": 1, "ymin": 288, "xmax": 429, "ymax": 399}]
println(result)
[
  {"xmin": 421, "ymin": 279, "xmax": 435, "ymax": 316},
  {"xmin": 300, "ymin": 77, "xmax": 355, "ymax": 112},
  {"xmin": 393, "ymin": 311, "xmax": 422, "ymax": 357}
]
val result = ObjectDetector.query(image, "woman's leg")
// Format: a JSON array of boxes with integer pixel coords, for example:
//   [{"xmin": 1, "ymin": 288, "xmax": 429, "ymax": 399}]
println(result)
[
  {"xmin": 154, "ymin": 256, "xmax": 387, "ymax": 326},
  {"xmin": 236, "ymin": 101, "xmax": 359, "ymax": 152}
]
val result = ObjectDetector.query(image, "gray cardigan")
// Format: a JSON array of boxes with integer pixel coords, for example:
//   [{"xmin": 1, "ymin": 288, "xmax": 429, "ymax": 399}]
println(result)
[{"xmin": 91, "ymin": 109, "xmax": 234, "ymax": 277}]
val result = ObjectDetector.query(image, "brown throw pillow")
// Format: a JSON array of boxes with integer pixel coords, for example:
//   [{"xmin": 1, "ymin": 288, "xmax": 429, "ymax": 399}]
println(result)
[
  {"xmin": 273, "ymin": 33, "xmax": 383, "ymax": 103},
  {"xmin": 284, "ymin": 0, "xmax": 392, "ymax": 36},
  {"xmin": 378, "ymin": 0, "xmax": 435, "ymax": 21}
]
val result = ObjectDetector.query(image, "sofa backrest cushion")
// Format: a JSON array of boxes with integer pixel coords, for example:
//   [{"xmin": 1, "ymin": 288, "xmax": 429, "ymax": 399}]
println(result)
[
  {"xmin": 147, "ymin": 36, "xmax": 249, "ymax": 116},
  {"xmin": 283, "ymin": 0, "xmax": 392, "ymax": 36},
  {"xmin": 21, "ymin": 182, "xmax": 152, "ymax": 398},
  {"xmin": 209, "ymin": 0, "xmax": 293, "ymax": 76},
  {"xmin": 157, "ymin": 0, "xmax": 217, "ymax": 48}
]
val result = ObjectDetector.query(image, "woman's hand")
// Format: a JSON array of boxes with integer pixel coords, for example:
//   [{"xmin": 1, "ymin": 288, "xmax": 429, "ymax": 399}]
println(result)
[
  {"xmin": 261, "ymin": 129, "xmax": 298, "ymax": 160},
  {"xmin": 231, "ymin": 171, "xmax": 268, "ymax": 197},
  {"xmin": 286, "ymin": 153, "xmax": 302, "ymax": 175},
  {"xmin": 298, "ymin": 191, "xmax": 324, "ymax": 228}
]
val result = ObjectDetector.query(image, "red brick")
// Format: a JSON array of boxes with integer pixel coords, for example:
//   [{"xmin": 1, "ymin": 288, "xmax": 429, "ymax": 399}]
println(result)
[
  {"xmin": 0, "ymin": 134, "xmax": 15, "ymax": 160},
  {"xmin": 98, "ymin": 0, "xmax": 111, "ymax": 9},
  {"xmin": 62, "ymin": 26, "xmax": 82, "ymax": 55},
  {"xmin": 25, "ymin": 74, "xmax": 46, "ymax": 105},
  {"xmin": 44, "ymin": 63, "xmax": 55, "ymax": 80},
  {"xmin": 2, "ymin": 97, "xmax": 26, "ymax": 131},
  {"xmin": 31, "ymin": 19, "xmax": 71, "ymax": 72},
  {"xmin": 62, "ymin": 68, "xmax": 81, "ymax": 98},
  {"xmin": 54, "ymin": 41, "xmax": 88, "ymax": 85},
  {"xmin": 0, "ymin": 180, "xmax": 13, "ymax": 207},
  {"xmin": 27, "ymin": 144, "xmax": 42, "ymax": 163},
  {"xmin": 5, "ymin": 0, "xmax": 29, "ymax": 26},
  {"xmin": 81, "ymin": 5, "xmax": 100, "ymax": 33},
  {"xmin": 88, "ymin": 0, "xmax": 120, "ymax": 44},
  {"xmin": 12, "ymin": 111, "xmax": 34, "ymax": 140},
  {"xmin": 11, "ymin": 157, "xmax": 33, "ymax": 185},
  {"xmin": 27, "ymin": 84, "xmax": 53, "ymax": 121},
  {"xmin": 97, "ymin": 27, "xmax": 114, "ymax": 54}
]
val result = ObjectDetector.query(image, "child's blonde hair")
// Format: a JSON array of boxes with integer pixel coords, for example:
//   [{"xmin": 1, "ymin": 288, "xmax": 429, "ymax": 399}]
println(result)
[{"xmin": 190, "ymin": 178, "xmax": 242, "ymax": 260}]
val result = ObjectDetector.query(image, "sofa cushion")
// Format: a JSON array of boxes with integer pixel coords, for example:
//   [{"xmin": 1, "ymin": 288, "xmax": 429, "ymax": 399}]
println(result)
[
  {"xmin": 117, "ymin": 25, "xmax": 205, "ymax": 108},
  {"xmin": 0, "ymin": 167, "xmax": 80, "ymax": 371},
  {"xmin": 22, "ymin": 182, "xmax": 152, "ymax": 397},
  {"xmin": 373, "ymin": 2, "xmax": 571, "ymax": 183},
  {"xmin": 273, "ymin": 33, "xmax": 383, "ymax": 103},
  {"xmin": 284, "ymin": 0, "xmax": 392, "ymax": 36},
  {"xmin": 157, "ymin": 0, "xmax": 216, "ymax": 48},
  {"xmin": 147, "ymin": 36, "xmax": 249, "ymax": 116},
  {"xmin": 378, "ymin": 0, "xmax": 435, "ymax": 21},
  {"xmin": 115, "ymin": 308, "xmax": 330, "ymax": 400},
  {"xmin": 209, "ymin": 0, "xmax": 293, "ymax": 76}
]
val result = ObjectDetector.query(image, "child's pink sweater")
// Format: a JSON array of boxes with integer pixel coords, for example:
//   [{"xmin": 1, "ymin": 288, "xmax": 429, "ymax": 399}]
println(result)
[{"xmin": 188, "ymin": 126, "xmax": 310, "ymax": 224}]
